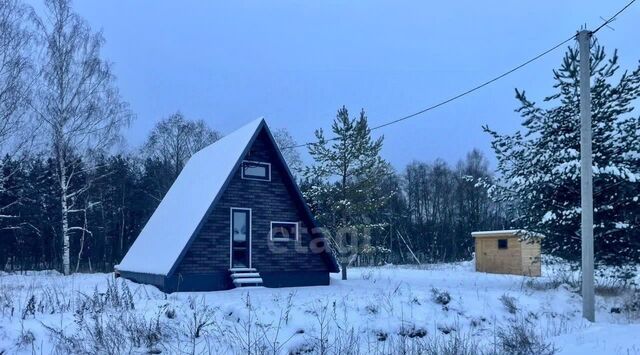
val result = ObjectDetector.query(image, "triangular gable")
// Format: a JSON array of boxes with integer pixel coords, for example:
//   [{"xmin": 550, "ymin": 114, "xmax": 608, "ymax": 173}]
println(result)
[
  {"xmin": 167, "ymin": 120, "xmax": 339, "ymax": 275},
  {"xmin": 118, "ymin": 118, "xmax": 339, "ymax": 276}
]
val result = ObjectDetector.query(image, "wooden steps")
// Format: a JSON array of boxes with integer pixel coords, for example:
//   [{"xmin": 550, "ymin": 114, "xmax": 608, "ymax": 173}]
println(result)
[
  {"xmin": 229, "ymin": 267, "xmax": 257, "ymax": 272},
  {"xmin": 231, "ymin": 272, "xmax": 260, "ymax": 279},
  {"xmin": 229, "ymin": 268, "xmax": 263, "ymax": 287},
  {"xmin": 233, "ymin": 278, "xmax": 264, "ymax": 285}
]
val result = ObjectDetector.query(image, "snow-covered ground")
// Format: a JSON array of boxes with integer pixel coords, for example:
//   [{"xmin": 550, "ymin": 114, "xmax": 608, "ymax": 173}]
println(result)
[{"xmin": 0, "ymin": 261, "xmax": 638, "ymax": 354}]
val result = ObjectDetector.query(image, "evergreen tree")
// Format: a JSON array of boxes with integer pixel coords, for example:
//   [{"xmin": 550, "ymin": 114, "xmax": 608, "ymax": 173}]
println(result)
[
  {"xmin": 0, "ymin": 156, "xmax": 23, "ymax": 268},
  {"xmin": 360, "ymin": 168, "xmax": 404, "ymax": 265},
  {"xmin": 82, "ymin": 154, "xmax": 145, "ymax": 271},
  {"xmin": 305, "ymin": 106, "xmax": 394, "ymax": 279},
  {"xmin": 484, "ymin": 42, "xmax": 640, "ymax": 268}
]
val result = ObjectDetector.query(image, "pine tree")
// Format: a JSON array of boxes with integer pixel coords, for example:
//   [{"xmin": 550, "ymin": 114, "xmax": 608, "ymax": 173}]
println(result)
[
  {"xmin": 484, "ymin": 42, "xmax": 640, "ymax": 269},
  {"xmin": 305, "ymin": 106, "xmax": 394, "ymax": 279}
]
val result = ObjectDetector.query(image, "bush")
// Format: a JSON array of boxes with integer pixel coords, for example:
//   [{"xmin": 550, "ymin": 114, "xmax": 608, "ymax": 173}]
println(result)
[
  {"xmin": 499, "ymin": 294, "xmax": 518, "ymax": 314},
  {"xmin": 496, "ymin": 318, "xmax": 556, "ymax": 355},
  {"xmin": 0, "ymin": 284, "xmax": 15, "ymax": 318},
  {"xmin": 365, "ymin": 304, "xmax": 379, "ymax": 315},
  {"xmin": 620, "ymin": 289, "xmax": 640, "ymax": 319},
  {"xmin": 21, "ymin": 295, "xmax": 36, "ymax": 319},
  {"xmin": 186, "ymin": 297, "xmax": 217, "ymax": 339},
  {"xmin": 46, "ymin": 309, "xmax": 167, "ymax": 354},
  {"xmin": 431, "ymin": 288, "xmax": 452, "ymax": 306},
  {"xmin": 104, "ymin": 277, "xmax": 135, "ymax": 310},
  {"xmin": 422, "ymin": 332, "xmax": 483, "ymax": 355},
  {"xmin": 16, "ymin": 322, "xmax": 36, "ymax": 349},
  {"xmin": 165, "ymin": 307, "xmax": 177, "ymax": 319},
  {"xmin": 398, "ymin": 323, "xmax": 428, "ymax": 338},
  {"xmin": 524, "ymin": 278, "xmax": 561, "ymax": 291}
]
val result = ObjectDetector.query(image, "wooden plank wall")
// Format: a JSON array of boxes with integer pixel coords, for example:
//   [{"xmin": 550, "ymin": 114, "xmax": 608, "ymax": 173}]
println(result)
[
  {"xmin": 475, "ymin": 237, "xmax": 523, "ymax": 275},
  {"xmin": 520, "ymin": 240, "xmax": 542, "ymax": 277},
  {"xmin": 475, "ymin": 235, "xmax": 541, "ymax": 277}
]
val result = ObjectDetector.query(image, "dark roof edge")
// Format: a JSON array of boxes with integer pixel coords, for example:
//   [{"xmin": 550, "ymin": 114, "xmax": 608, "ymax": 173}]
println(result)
[{"xmin": 261, "ymin": 124, "xmax": 341, "ymax": 273}]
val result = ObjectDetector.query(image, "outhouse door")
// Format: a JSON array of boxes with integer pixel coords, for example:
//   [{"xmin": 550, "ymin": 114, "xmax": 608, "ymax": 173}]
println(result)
[{"xmin": 230, "ymin": 208, "xmax": 252, "ymax": 268}]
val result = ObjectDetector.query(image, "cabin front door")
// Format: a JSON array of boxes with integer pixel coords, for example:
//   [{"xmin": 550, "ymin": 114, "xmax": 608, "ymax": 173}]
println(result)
[{"xmin": 230, "ymin": 208, "xmax": 251, "ymax": 268}]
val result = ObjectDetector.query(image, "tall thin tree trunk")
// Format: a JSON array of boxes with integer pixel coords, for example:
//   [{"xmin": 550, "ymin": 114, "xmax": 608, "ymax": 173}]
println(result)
[
  {"xmin": 120, "ymin": 185, "xmax": 125, "ymax": 259},
  {"xmin": 61, "ymin": 190, "xmax": 70, "ymax": 275},
  {"xmin": 75, "ymin": 206, "xmax": 88, "ymax": 273},
  {"xmin": 341, "ymin": 262, "xmax": 347, "ymax": 280},
  {"xmin": 57, "ymin": 142, "xmax": 71, "ymax": 276},
  {"xmin": 75, "ymin": 227, "xmax": 84, "ymax": 273}
]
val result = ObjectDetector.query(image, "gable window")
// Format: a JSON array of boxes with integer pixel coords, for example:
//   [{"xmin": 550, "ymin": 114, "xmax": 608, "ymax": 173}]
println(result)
[
  {"xmin": 270, "ymin": 222, "xmax": 298, "ymax": 241},
  {"xmin": 241, "ymin": 161, "xmax": 271, "ymax": 181},
  {"xmin": 498, "ymin": 239, "xmax": 508, "ymax": 250}
]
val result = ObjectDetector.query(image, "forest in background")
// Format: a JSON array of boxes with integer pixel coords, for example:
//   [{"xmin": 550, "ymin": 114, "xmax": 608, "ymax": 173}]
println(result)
[
  {"xmin": 1, "ymin": 0, "xmax": 637, "ymax": 276},
  {"xmin": 0, "ymin": 109, "xmax": 507, "ymax": 272}
]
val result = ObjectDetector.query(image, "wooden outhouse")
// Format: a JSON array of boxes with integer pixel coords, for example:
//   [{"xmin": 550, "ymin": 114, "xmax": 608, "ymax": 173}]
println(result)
[{"xmin": 472, "ymin": 230, "xmax": 542, "ymax": 277}]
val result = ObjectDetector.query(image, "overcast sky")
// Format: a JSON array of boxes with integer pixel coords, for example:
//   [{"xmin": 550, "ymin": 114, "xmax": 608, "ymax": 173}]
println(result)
[{"xmin": 39, "ymin": 1, "xmax": 640, "ymax": 170}]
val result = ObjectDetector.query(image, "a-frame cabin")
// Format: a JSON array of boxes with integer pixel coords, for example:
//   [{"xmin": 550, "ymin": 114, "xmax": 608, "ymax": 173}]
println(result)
[{"xmin": 116, "ymin": 118, "xmax": 339, "ymax": 292}]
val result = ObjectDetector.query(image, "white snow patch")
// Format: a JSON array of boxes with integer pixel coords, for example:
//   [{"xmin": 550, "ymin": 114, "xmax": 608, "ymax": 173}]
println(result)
[
  {"xmin": 542, "ymin": 211, "xmax": 556, "ymax": 223},
  {"xmin": 1, "ymin": 262, "xmax": 638, "ymax": 354}
]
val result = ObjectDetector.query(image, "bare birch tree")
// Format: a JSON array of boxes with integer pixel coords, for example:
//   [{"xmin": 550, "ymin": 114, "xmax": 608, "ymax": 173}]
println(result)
[
  {"xmin": 33, "ymin": 0, "xmax": 132, "ymax": 275},
  {"xmin": 273, "ymin": 128, "xmax": 303, "ymax": 178},
  {"xmin": 143, "ymin": 112, "xmax": 221, "ymax": 178},
  {"xmin": 0, "ymin": 0, "xmax": 35, "ymax": 223},
  {"xmin": 141, "ymin": 112, "xmax": 220, "ymax": 201}
]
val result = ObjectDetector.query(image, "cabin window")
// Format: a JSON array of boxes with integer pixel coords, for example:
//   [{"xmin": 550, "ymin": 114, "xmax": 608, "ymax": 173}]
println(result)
[
  {"xmin": 270, "ymin": 222, "xmax": 298, "ymax": 241},
  {"xmin": 498, "ymin": 239, "xmax": 508, "ymax": 249},
  {"xmin": 241, "ymin": 161, "xmax": 271, "ymax": 181}
]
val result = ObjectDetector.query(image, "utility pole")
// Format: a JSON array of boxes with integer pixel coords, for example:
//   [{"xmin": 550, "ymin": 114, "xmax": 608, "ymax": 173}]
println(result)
[{"xmin": 578, "ymin": 29, "xmax": 595, "ymax": 322}]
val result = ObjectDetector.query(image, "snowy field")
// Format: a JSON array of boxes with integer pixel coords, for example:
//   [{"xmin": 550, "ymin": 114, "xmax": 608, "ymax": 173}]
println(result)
[{"xmin": 0, "ymin": 261, "xmax": 639, "ymax": 354}]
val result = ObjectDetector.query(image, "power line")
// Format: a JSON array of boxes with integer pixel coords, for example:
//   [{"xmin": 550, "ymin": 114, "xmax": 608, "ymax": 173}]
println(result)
[
  {"xmin": 592, "ymin": 0, "xmax": 636, "ymax": 34},
  {"xmin": 282, "ymin": 0, "xmax": 637, "ymax": 150},
  {"xmin": 368, "ymin": 35, "xmax": 575, "ymax": 131}
]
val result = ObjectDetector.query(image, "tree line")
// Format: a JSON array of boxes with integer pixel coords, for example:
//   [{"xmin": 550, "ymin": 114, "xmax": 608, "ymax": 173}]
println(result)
[
  {"xmin": 297, "ymin": 43, "xmax": 639, "ymax": 278},
  {"xmin": 0, "ymin": 0, "xmax": 508, "ymax": 274},
  {"xmin": 1, "ymin": 111, "xmax": 505, "ymax": 273},
  {"xmin": 1, "ymin": 0, "xmax": 638, "ymax": 276}
]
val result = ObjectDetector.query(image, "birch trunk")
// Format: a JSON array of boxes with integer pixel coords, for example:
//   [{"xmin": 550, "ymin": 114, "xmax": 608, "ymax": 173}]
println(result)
[
  {"xmin": 34, "ymin": 0, "xmax": 132, "ymax": 275},
  {"xmin": 59, "ymin": 155, "xmax": 70, "ymax": 276}
]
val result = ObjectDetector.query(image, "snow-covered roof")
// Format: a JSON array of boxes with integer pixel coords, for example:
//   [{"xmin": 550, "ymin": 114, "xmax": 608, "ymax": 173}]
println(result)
[
  {"xmin": 471, "ymin": 230, "xmax": 545, "ymax": 239},
  {"xmin": 117, "ymin": 118, "xmax": 264, "ymax": 275}
]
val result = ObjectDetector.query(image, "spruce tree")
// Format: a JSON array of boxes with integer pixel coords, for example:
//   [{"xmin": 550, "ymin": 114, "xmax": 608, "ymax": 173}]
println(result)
[
  {"xmin": 484, "ymin": 42, "xmax": 640, "ymax": 269},
  {"xmin": 305, "ymin": 106, "xmax": 393, "ymax": 279}
]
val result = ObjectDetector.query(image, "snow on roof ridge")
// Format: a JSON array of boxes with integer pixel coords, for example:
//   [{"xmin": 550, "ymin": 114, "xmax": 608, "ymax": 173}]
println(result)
[
  {"xmin": 471, "ymin": 229, "xmax": 545, "ymax": 238},
  {"xmin": 117, "ymin": 117, "xmax": 265, "ymax": 275},
  {"xmin": 471, "ymin": 229, "xmax": 521, "ymax": 235}
]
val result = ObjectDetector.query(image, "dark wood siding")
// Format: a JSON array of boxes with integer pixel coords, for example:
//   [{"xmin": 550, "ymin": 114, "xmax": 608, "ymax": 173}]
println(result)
[{"xmin": 176, "ymin": 129, "xmax": 330, "ymax": 274}]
